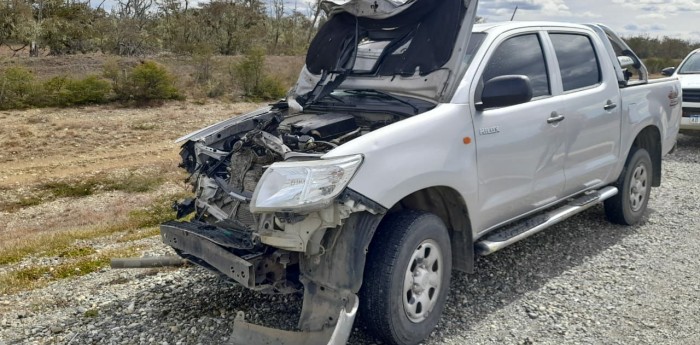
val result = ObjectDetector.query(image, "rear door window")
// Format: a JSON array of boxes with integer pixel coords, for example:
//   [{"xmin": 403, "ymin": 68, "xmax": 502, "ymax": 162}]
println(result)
[{"xmin": 550, "ymin": 33, "xmax": 601, "ymax": 91}]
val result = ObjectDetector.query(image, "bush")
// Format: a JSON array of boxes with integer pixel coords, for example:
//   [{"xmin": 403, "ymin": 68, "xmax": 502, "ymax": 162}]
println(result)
[
  {"xmin": 0, "ymin": 68, "xmax": 112, "ymax": 109},
  {"xmin": 234, "ymin": 47, "xmax": 286, "ymax": 101},
  {"xmin": 0, "ymin": 67, "xmax": 37, "ymax": 109},
  {"xmin": 64, "ymin": 76, "xmax": 112, "ymax": 105},
  {"xmin": 643, "ymin": 57, "xmax": 682, "ymax": 74},
  {"xmin": 42, "ymin": 75, "xmax": 111, "ymax": 106},
  {"xmin": 257, "ymin": 75, "xmax": 286, "ymax": 100},
  {"xmin": 112, "ymin": 61, "xmax": 183, "ymax": 103}
]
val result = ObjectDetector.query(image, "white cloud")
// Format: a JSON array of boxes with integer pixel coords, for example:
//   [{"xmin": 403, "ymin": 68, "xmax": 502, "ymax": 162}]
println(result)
[
  {"xmin": 476, "ymin": 0, "xmax": 700, "ymax": 42},
  {"xmin": 478, "ymin": 0, "xmax": 571, "ymax": 19},
  {"xmin": 637, "ymin": 13, "xmax": 667, "ymax": 20},
  {"xmin": 580, "ymin": 11, "xmax": 601, "ymax": 18},
  {"xmin": 611, "ymin": 0, "xmax": 700, "ymax": 15}
]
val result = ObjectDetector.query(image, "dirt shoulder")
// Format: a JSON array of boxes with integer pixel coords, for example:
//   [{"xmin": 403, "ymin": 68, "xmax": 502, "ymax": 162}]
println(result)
[
  {"xmin": 0, "ymin": 101, "xmax": 262, "ymax": 294},
  {"xmin": 0, "ymin": 101, "xmax": 262, "ymax": 187}
]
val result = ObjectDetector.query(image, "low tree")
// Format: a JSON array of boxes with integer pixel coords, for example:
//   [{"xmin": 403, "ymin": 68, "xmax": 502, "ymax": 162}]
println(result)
[
  {"xmin": 39, "ymin": 1, "xmax": 105, "ymax": 54},
  {"xmin": 0, "ymin": 0, "xmax": 34, "ymax": 53}
]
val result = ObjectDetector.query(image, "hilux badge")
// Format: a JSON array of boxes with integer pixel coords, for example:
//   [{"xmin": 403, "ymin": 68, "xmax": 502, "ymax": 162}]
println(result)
[{"xmin": 479, "ymin": 126, "xmax": 500, "ymax": 135}]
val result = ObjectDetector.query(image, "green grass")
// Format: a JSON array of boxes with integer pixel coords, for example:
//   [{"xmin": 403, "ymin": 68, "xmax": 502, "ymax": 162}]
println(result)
[
  {"xmin": 0, "ymin": 196, "xmax": 181, "ymax": 266},
  {"xmin": 55, "ymin": 246, "xmax": 97, "ymax": 258},
  {"xmin": 116, "ymin": 227, "xmax": 161, "ymax": 243},
  {"xmin": 0, "ymin": 247, "xmax": 140, "ymax": 295},
  {"xmin": 39, "ymin": 173, "xmax": 165, "ymax": 198},
  {"xmin": 128, "ymin": 198, "xmax": 177, "ymax": 228},
  {"xmin": 0, "ymin": 171, "xmax": 170, "ymax": 214},
  {"xmin": 0, "ymin": 196, "xmax": 44, "ymax": 212},
  {"xmin": 0, "ymin": 247, "xmax": 46, "ymax": 266},
  {"xmin": 42, "ymin": 181, "xmax": 97, "ymax": 198},
  {"xmin": 102, "ymin": 174, "xmax": 165, "ymax": 193}
]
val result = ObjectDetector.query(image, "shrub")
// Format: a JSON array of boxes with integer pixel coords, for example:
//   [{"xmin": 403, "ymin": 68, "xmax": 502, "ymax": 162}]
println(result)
[
  {"xmin": 643, "ymin": 57, "xmax": 682, "ymax": 74},
  {"xmin": 0, "ymin": 71, "xmax": 111, "ymax": 109},
  {"xmin": 193, "ymin": 54, "xmax": 214, "ymax": 85},
  {"xmin": 257, "ymin": 75, "xmax": 286, "ymax": 100},
  {"xmin": 112, "ymin": 61, "xmax": 182, "ymax": 103},
  {"xmin": 234, "ymin": 47, "xmax": 286, "ymax": 100},
  {"xmin": 42, "ymin": 75, "xmax": 111, "ymax": 106},
  {"xmin": 0, "ymin": 67, "xmax": 37, "ymax": 109},
  {"xmin": 63, "ymin": 76, "xmax": 112, "ymax": 105}
]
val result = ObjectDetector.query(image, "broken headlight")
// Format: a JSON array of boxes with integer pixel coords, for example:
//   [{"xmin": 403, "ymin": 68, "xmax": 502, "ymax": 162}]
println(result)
[{"xmin": 250, "ymin": 155, "xmax": 363, "ymax": 213}]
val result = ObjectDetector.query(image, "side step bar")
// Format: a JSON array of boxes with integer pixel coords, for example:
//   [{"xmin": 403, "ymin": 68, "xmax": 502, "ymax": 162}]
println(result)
[{"xmin": 476, "ymin": 186, "xmax": 618, "ymax": 256}]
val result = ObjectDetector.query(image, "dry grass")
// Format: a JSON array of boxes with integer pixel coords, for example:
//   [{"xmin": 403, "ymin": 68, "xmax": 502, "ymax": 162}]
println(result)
[
  {"xmin": 0, "ymin": 246, "xmax": 142, "ymax": 295},
  {"xmin": 32, "ymin": 171, "xmax": 166, "ymax": 199},
  {"xmin": 0, "ymin": 101, "xmax": 262, "ymax": 188},
  {"xmin": 115, "ymin": 227, "xmax": 161, "ymax": 243},
  {"xmin": 0, "ymin": 195, "xmax": 183, "ymax": 265},
  {"xmin": 0, "ymin": 162, "xmax": 188, "ymax": 249},
  {"xmin": 0, "ymin": 94, "xmax": 262, "ymax": 295}
]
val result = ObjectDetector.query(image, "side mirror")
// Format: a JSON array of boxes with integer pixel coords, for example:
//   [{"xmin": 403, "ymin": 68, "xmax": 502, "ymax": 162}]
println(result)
[
  {"xmin": 478, "ymin": 75, "xmax": 533, "ymax": 110},
  {"xmin": 661, "ymin": 67, "xmax": 676, "ymax": 77}
]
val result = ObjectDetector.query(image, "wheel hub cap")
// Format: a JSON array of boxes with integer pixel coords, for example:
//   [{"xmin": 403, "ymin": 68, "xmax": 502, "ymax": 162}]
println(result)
[
  {"xmin": 629, "ymin": 164, "xmax": 648, "ymax": 212},
  {"xmin": 403, "ymin": 240, "xmax": 443, "ymax": 323}
]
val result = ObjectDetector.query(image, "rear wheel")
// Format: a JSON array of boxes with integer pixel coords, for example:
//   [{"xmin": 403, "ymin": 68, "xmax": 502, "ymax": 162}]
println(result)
[
  {"xmin": 360, "ymin": 210, "xmax": 452, "ymax": 345},
  {"xmin": 605, "ymin": 147, "xmax": 652, "ymax": 225}
]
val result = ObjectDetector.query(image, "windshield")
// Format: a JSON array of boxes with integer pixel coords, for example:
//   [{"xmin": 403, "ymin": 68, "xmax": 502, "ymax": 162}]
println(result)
[
  {"xmin": 463, "ymin": 33, "xmax": 486, "ymax": 69},
  {"xmin": 679, "ymin": 52, "xmax": 700, "ymax": 74}
]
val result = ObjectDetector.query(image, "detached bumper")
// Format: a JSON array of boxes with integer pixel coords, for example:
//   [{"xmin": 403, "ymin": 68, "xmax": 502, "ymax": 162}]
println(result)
[
  {"xmin": 161, "ymin": 220, "xmax": 359, "ymax": 345},
  {"xmin": 229, "ymin": 294, "xmax": 358, "ymax": 345}
]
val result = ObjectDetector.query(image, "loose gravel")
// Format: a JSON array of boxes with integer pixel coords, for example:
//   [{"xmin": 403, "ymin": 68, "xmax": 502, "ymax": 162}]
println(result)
[{"xmin": 1, "ymin": 134, "xmax": 699, "ymax": 345}]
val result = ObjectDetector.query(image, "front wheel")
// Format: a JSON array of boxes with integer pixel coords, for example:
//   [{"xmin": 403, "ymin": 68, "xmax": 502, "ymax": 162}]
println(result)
[
  {"xmin": 605, "ymin": 147, "xmax": 653, "ymax": 225},
  {"xmin": 360, "ymin": 210, "xmax": 452, "ymax": 345}
]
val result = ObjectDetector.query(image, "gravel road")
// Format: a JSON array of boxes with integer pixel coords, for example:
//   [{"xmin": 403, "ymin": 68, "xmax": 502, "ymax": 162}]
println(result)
[{"xmin": 1, "ymin": 134, "xmax": 699, "ymax": 345}]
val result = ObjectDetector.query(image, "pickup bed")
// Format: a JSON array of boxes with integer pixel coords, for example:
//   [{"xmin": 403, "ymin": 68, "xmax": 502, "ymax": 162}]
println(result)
[{"xmin": 159, "ymin": 1, "xmax": 681, "ymax": 344}]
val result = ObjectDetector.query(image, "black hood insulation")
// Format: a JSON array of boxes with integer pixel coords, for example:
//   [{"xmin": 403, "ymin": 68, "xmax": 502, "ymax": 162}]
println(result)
[{"xmin": 306, "ymin": 0, "xmax": 466, "ymax": 77}]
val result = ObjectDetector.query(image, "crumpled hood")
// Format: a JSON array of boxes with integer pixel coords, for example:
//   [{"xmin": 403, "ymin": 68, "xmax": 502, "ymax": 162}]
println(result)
[{"xmin": 290, "ymin": 0, "xmax": 478, "ymax": 105}]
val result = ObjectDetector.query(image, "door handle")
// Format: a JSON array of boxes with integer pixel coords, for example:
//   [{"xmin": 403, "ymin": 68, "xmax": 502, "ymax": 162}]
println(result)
[
  {"xmin": 604, "ymin": 100, "xmax": 617, "ymax": 111},
  {"xmin": 547, "ymin": 113, "xmax": 565, "ymax": 124}
]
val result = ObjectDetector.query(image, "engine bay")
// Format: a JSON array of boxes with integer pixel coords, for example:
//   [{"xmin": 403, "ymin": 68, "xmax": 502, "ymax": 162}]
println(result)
[
  {"xmin": 172, "ymin": 103, "xmax": 410, "ymax": 292},
  {"xmin": 179, "ymin": 106, "xmax": 399, "ymax": 222}
]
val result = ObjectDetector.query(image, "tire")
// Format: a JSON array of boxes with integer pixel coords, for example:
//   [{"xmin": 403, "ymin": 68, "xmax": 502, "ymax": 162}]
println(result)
[
  {"xmin": 360, "ymin": 210, "xmax": 452, "ymax": 345},
  {"xmin": 605, "ymin": 146, "xmax": 653, "ymax": 225}
]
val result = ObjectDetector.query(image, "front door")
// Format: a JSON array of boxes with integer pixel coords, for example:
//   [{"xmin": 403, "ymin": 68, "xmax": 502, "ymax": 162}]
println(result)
[{"xmin": 472, "ymin": 32, "xmax": 568, "ymax": 232}]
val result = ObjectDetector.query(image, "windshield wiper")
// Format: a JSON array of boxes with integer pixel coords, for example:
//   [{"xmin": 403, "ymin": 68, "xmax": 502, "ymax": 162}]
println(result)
[{"xmin": 344, "ymin": 89, "xmax": 419, "ymax": 115}]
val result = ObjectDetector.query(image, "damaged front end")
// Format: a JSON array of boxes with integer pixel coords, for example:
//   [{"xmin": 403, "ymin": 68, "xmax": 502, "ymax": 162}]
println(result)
[{"xmin": 162, "ymin": 100, "xmax": 388, "ymax": 344}]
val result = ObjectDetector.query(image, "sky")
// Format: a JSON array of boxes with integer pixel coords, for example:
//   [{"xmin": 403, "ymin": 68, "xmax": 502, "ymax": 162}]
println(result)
[
  {"xmin": 91, "ymin": 0, "xmax": 700, "ymax": 42},
  {"xmin": 476, "ymin": 0, "xmax": 700, "ymax": 41}
]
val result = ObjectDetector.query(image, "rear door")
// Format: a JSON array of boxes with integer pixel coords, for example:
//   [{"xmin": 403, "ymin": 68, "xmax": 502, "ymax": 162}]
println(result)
[
  {"xmin": 471, "ymin": 30, "xmax": 568, "ymax": 232},
  {"xmin": 545, "ymin": 30, "xmax": 622, "ymax": 194}
]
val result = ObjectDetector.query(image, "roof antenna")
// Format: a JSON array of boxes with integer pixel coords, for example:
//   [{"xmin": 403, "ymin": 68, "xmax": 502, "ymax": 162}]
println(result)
[{"xmin": 510, "ymin": 5, "xmax": 518, "ymax": 21}]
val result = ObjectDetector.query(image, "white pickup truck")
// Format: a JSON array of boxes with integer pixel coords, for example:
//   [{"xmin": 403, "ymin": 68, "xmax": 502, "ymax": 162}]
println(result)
[
  {"xmin": 663, "ymin": 48, "xmax": 700, "ymax": 131},
  {"xmin": 159, "ymin": 1, "xmax": 681, "ymax": 344}
]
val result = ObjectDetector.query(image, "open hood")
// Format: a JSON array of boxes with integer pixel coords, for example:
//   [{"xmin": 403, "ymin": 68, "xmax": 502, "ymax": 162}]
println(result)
[{"xmin": 290, "ymin": 0, "xmax": 479, "ymax": 106}]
